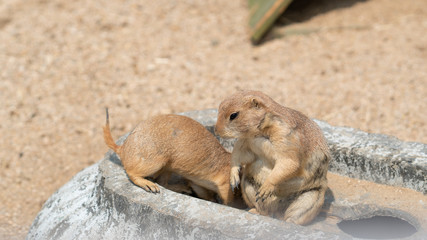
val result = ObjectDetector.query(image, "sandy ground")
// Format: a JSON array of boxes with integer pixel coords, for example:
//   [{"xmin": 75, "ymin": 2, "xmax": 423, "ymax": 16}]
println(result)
[{"xmin": 0, "ymin": 0, "xmax": 426, "ymax": 238}]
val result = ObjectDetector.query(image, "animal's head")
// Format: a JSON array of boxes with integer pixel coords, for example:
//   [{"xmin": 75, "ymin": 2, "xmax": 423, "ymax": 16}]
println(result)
[{"xmin": 215, "ymin": 90, "xmax": 271, "ymax": 139}]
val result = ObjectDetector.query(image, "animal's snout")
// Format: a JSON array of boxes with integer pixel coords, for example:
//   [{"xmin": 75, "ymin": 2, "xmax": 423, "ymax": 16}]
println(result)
[{"xmin": 214, "ymin": 124, "xmax": 231, "ymax": 138}]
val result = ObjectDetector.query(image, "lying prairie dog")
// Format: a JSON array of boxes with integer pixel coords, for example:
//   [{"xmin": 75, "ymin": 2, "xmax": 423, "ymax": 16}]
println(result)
[
  {"xmin": 215, "ymin": 90, "xmax": 330, "ymax": 225},
  {"xmin": 103, "ymin": 109, "xmax": 234, "ymax": 205}
]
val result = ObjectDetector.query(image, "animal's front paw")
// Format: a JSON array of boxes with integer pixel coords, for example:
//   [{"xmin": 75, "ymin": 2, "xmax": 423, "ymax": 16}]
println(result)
[
  {"xmin": 255, "ymin": 182, "xmax": 275, "ymax": 202},
  {"xmin": 230, "ymin": 167, "xmax": 240, "ymax": 192},
  {"xmin": 142, "ymin": 182, "xmax": 160, "ymax": 193}
]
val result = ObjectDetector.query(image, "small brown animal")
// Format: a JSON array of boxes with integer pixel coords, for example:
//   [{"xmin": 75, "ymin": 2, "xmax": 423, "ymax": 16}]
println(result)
[
  {"xmin": 103, "ymin": 109, "xmax": 234, "ymax": 205},
  {"xmin": 215, "ymin": 90, "xmax": 330, "ymax": 225}
]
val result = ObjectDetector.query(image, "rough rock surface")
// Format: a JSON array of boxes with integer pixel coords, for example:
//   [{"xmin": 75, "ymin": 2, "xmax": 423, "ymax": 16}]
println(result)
[{"xmin": 316, "ymin": 120, "xmax": 427, "ymax": 194}]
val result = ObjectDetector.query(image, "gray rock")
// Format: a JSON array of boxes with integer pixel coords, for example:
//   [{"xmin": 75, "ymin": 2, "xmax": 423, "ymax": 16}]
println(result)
[{"xmin": 314, "ymin": 119, "xmax": 426, "ymax": 193}]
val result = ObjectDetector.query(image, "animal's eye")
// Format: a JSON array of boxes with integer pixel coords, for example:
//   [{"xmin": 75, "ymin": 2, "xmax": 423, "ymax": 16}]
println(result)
[{"xmin": 229, "ymin": 112, "xmax": 239, "ymax": 121}]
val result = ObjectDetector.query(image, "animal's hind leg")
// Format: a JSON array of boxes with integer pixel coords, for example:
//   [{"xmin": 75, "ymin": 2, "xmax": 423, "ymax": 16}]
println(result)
[
  {"xmin": 189, "ymin": 183, "xmax": 216, "ymax": 202},
  {"xmin": 155, "ymin": 171, "xmax": 171, "ymax": 187},
  {"xmin": 125, "ymin": 155, "xmax": 167, "ymax": 193},
  {"xmin": 217, "ymin": 183, "xmax": 233, "ymax": 205},
  {"xmin": 283, "ymin": 187, "xmax": 326, "ymax": 225},
  {"xmin": 156, "ymin": 172, "xmax": 193, "ymax": 195},
  {"xmin": 241, "ymin": 175, "xmax": 256, "ymax": 209}
]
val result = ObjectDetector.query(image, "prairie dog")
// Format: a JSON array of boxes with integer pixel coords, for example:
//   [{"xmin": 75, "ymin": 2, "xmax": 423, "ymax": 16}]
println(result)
[
  {"xmin": 215, "ymin": 90, "xmax": 330, "ymax": 225},
  {"xmin": 103, "ymin": 109, "xmax": 234, "ymax": 205}
]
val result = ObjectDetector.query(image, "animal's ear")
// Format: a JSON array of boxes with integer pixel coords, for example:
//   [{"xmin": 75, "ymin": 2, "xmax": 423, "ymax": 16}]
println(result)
[{"xmin": 250, "ymin": 97, "xmax": 264, "ymax": 109}]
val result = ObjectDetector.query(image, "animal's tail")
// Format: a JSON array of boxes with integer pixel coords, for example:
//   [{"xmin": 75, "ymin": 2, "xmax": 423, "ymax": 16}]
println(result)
[{"xmin": 103, "ymin": 108, "xmax": 121, "ymax": 154}]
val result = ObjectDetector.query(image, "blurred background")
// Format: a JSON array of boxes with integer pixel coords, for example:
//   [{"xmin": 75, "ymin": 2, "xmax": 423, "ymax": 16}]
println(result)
[{"xmin": 0, "ymin": 0, "xmax": 426, "ymax": 238}]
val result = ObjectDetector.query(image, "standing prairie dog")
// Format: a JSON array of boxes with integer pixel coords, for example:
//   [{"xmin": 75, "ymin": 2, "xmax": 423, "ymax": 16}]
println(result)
[
  {"xmin": 103, "ymin": 109, "xmax": 234, "ymax": 205},
  {"xmin": 215, "ymin": 90, "xmax": 330, "ymax": 225}
]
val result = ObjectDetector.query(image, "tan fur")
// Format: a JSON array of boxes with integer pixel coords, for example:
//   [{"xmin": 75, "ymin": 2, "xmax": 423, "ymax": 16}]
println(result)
[
  {"xmin": 215, "ymin": 90, "xmax": 330, "ymax": 225},
  {"xmin": 103, "ymin": 109, "xmax": 234, "ymax": 205}
]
